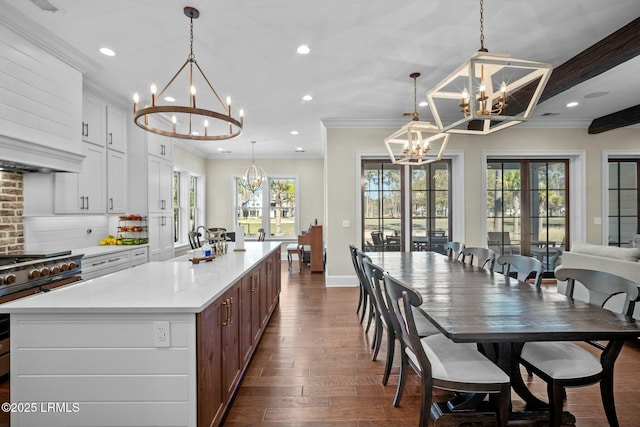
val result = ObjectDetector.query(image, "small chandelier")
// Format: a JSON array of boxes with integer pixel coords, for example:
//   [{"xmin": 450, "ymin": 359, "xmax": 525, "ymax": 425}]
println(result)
[
  {"xmin": 242, "ymin": 141, "xmax": 267, "ymax": 193},
  {"xmin": 385, "ymin": 73, "xmax": 450, "ymax": 165},
  {"xmin": 426, "ymin": 0, "xmax": 552, "ymax": 135},
  {"xmin": 133, "ymin": 6, "xmax": 244, "ymax": 141}
]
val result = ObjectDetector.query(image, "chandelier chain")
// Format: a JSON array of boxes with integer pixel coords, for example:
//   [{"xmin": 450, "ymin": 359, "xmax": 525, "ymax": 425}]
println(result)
[
  {"xmin": 189, "ymin": 16, "xmax": 195, "ymax": 61},
  {"xmin": 479, "ymin": 0, "xmax": 485, "ymax": 51},
  {"xmin": 413, "ymin": 75, "xmax": 418, "ymax": 120}
]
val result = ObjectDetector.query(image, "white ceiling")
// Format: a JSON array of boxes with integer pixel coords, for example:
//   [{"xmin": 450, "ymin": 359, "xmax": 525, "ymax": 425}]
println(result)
[{"xmin": 4, "ymin": 0, "xmax": 640, "ymax": 159}]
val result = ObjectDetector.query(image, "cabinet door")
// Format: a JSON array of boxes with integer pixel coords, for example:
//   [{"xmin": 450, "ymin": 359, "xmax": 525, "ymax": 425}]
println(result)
[
  {"xmin": 196, "ymin": 298, "xmax": 224, "ymax": 427},
  {"xmin": 222, "ymin": 284, "xmax": 241, "ymax": 398},
  {"xmin": 147, "ymin": 133, "xmax": 173, "ymax": 160},
  {"xmin": 250, "ymin": 269, "xmax": 261, "ymax": 344},
  {"xmin": 239, "ymin": 274, "xmax": 254, "ymax": 363},
  {"xmin": 106, "ymin": 105, "xmax": 127, "ymax": 153},
  {"xmin": 54, "ymin": 142, "xmax": 105, "ymax": 213},
  {"xmin": 107, "ymin": 150, "xmax": 127, "ymax": 213},
  {"xmin": 82, "ymin": 93, "xmax": 105, "ymax": 146},
  {"xmin": 148, "ymin": 213, "xmax": 174, "ymax": 262},
  {"xmin": 148, "ymin": 156, "xmax": 172, "ymax": 213},
  {"xmin": 80, "ymin": 143, "xmax": 106, "ymax": 213},
  {"xmin": 161, "ymin": 213, "xmax": 175, "ymax": 260}
]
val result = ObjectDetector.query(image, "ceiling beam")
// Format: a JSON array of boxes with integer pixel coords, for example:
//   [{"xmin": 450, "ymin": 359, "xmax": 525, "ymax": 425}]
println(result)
[
  {"xmin": 538, "ymin": 17, "xmax": 640, "ymax": 104},
  {"xmin": 588, "ymin": 104, "xmax": 640, "ymax": 134}
]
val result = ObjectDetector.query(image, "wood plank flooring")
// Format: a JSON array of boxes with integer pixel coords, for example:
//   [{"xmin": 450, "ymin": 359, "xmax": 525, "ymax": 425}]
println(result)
[{"xmin": 224, "ymin": 261, "xmax": 640, "ymax": 427}]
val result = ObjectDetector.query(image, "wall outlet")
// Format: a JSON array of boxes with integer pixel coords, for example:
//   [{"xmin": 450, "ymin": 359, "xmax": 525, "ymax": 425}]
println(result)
[{"xmin": 153, "ymin": 321, "xmax": 171, "ymax": 347}]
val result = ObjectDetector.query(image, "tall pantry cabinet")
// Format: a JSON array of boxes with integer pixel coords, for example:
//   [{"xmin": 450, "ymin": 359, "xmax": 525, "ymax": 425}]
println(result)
[{"xmin": 127, "ymin": 123, "xmax": 175, "ymax": 261}]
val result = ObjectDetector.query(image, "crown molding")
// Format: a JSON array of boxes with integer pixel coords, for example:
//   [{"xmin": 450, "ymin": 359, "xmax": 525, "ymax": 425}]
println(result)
[{"xmin": 0, "ymin": 0, "xmax": 99, "ymax": 73}]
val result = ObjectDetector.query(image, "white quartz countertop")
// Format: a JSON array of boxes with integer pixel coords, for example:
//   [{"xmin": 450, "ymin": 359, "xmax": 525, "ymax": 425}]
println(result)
[{"xmin": 0, "ymin": 242, "xmax": 281, "ymax": 314}]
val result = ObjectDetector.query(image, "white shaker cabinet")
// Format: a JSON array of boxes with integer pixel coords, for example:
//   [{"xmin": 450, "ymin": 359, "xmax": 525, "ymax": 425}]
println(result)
[
  {"xmin": 81, "ymin": 93, "xmax": 106, "ymax": 146},
  {"xmin": 106, "ymin": 105, "xmax": 127, "ymax": 153},
  {"xmin": 148, "ymin": 213, "xmax": 174, "ymax": 262},
  {"xmin": 148, "ymin": 155, "xmax": 173, "ymax": 213},
  {"xmin": 54, "ymin": 142, "xmax": 106, "ymax": 213},
  {"xmin": 107, "ymin": 149, "xmax": 127, "ymax": 214}
]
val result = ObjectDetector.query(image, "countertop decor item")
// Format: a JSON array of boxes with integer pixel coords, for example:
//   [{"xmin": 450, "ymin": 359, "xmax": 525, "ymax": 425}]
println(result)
[
  {"xmin": 426, "ymin": 0, "xmax": 552, "ymax": 135},
  {"xmin": 132, "ymin": 6, "xmax": 244, "ymax": 141}
]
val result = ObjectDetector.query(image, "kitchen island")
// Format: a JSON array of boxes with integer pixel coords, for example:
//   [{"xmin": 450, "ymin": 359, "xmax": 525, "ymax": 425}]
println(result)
[{"xmin": 0, "ymin": 241, "xmax": 282, "ymax": 427}]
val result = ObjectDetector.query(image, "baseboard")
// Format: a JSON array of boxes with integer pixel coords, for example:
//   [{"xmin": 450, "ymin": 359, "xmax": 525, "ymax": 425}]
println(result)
[{"xmin": 325, "ymin": 275, "xmax": 358, "ymax": 287}]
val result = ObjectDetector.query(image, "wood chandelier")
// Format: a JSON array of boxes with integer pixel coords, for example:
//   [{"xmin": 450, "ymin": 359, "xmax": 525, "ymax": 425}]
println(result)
[{"xmin": 133, "ymin": 6, "xmax": 244, "ymax": 141}]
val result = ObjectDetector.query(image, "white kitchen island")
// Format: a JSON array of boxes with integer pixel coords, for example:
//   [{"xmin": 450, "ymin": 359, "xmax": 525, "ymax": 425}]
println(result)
[{"xmin": 0, "ymin": 242, "xmax": 282, "ymax": 427}]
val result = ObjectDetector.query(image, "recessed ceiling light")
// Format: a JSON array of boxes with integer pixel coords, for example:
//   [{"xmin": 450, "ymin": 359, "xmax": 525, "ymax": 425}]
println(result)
[
  {"xmin": 290, "ymin": 130, "xmax": 299, "ymax": 135},
  {"xmin": 164, "ymin": 96, "xmax": 176, "ymax": 102},
  {"xmin": 217, "ymin": 148, "xmax": 224, "ymax": 152},
  {"xmin": 302, "ymin": 94, "xmax": 313, "ymax": 101},
  {"xmin": 295, "ymin": 147, "xmax": 305, "ymax": 152},
  {"xmin": 418, "ymin": 101, "xmax": 428, "ymax": 107},
  {"xmin": 297, "ymin": 44, "xmax": 310, "ymax": 55},
  {"xmin": 99, "ymin": 47, "xmax": 115, "ymax": 57},
  {"xmin": 584, "ymin": 91, "xmax": 609, "ymax": 99},
  {"xmin": 566, "ymin": 101, "xmax": 579, "ymax": 108}
]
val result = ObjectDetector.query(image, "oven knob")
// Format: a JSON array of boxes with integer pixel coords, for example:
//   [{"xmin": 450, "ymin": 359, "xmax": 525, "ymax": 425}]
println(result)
[
  {"xmin": 51, "ymin": 266, "xmax": 61, "ymax": 274},
  {"xmin": 5, "ymin": 274, "xmax": 16, "ymax": 284},
  {"xmin": 40, "ymin": 267, "xmax": 50, "ymax": 276},
  {"xmin": 68, "ymin": 262, "xmax": 77, "ymax": 269},
  {"xmin": 29, "ymin": 269, "xmax": 40, "ymax": 279},
  {"xmin": 60, "ymin": 263, "xmax": 69, "ymax": 272}
]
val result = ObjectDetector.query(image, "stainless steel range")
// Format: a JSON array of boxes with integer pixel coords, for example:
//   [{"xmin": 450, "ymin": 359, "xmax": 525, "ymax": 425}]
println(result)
[{"xmin": 0, "ymin": 250, "xmax": 83, "ymax": 377}]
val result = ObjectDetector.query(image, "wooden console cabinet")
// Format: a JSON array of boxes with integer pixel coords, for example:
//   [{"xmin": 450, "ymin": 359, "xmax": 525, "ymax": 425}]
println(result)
[{"xmin": 298, "ymin": 225, "xmax": 324, "ymax": 272}]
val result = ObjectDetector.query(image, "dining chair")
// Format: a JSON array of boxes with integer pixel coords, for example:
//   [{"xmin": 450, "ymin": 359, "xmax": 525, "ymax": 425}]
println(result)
[
  {"xmin": 495, "ymin": 254, "xmax": 543, "ymax": 287},
  {"xmin": 443, "ymin": 241, "xmax": 465, "ymax": 260},
  {"xmin": 520, "ymin": 267, "xmax": 640, "ymax": 427},
  {"xmin": 349, "ymin": 244, "xmax": 368, "ymax": 322},
  {"xmin": 460, "ymin": 247, "xmax": 496, "ymax": 271},
  {"xmin": 383, "ymin": 272, "xmax": 510, "ymax": 427},
  {"xmin": 348, "ymin": 245, "xmax": 376, "ymax": 332},
  {"xmin": 257, "ymin": 228, "xmax": 266, "ymax": 241},
  {"xmin": 361, "ymin": 256, "xmax": 439, "ymax": 386},
  {"xmin": 188, "ymin": 231, "xmax": 202, "ymax": 249},
  {"xmin": 356, "ymin": 250, "xmax": 379, "ymax": 341}
]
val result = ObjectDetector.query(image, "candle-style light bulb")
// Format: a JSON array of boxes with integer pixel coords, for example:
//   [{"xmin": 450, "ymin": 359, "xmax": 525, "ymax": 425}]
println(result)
[
  {"xmin": 133, "ymin": 93, "xmax": 139, "ymax": 113},
  {"xmin": 204, "ymin": 119, "xmax": 209, "ymax": 136},
  {"xmin": 172, "ymin": 115, "xmax": 177, "ymax": 133},
  {"xmin": 150, "ymin": 84, "xmax": 157, "ymax": 106},
  {"xmin": 190, "ymin": 85, "xmax": 197, "ymax": 108},
  {"xmin": 500, "ymin": 81, "xmax": 507, "ymax": 93},
  {"xmin": 226, "ymin": 96, "xmax": 231, "ymax": 106}
]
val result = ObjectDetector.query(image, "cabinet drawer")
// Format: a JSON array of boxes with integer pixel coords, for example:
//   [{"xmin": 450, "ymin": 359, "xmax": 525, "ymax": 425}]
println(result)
[
  {"xmin": 130, "ymin": 247, "xmax": 149, "ymax": 267},
  {"xmin": 82, "ymin": 250, "xmax": 131, "ymax": 280},
  {"xmin": 0, "ymin": 338, "xmax": 9, "ymax": 356}
]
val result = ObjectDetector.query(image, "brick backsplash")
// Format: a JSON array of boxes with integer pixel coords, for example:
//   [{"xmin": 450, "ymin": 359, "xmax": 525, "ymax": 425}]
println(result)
[{"xmin": 0, "ymin": 171, "xmax": 24, "ymax": 254}]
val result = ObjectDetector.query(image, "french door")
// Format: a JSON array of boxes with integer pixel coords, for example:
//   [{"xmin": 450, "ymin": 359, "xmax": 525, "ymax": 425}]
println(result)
[
  {"xmin": 487, "ymin": 160, "xmax": 569, "ymax": 273},
  {"xmin": 361, "ymin": 159, "xmax": 451, "ymax": 252}
]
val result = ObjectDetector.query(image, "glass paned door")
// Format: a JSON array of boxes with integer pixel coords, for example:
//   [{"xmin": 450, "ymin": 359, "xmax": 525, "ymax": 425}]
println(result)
[
  {"xmin": 362, "ymin": 161, "xmax": 402, "ymax": 252},
  {"xmin": 487, "ymin": 163, "xmax": 522, "ymax": 257},
  {"xmin": 411, "ymin": 162, "xmax": 451, "ymax": 253},
  {"xmin": 608, "ymin": 160, "xmax": 639, "ymax": 246}
]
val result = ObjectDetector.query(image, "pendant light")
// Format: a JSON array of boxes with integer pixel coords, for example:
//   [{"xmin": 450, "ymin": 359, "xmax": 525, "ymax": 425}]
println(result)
[
  {"xmin": 242, "ymin": 141, "xmax": 267, "ymax": 193},
  {"xmin": 385, "ymin": 73, "xmax": 450, "ymax": 165},
  {"xmin": 426, "ymin": 0, "xmax": 552, "ymax": 135}
]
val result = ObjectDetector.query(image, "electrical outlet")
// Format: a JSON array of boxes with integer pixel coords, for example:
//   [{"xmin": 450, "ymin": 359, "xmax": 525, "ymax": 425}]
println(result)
[{"xmin": 153, "ymin": 321, "xmax": 171, "ymax": 347}]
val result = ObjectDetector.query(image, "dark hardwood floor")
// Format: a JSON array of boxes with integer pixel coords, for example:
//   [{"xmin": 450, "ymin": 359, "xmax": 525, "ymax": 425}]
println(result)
[{"xmin": 225, "ymin": 261, "xmax": 640, "ymax": 427}]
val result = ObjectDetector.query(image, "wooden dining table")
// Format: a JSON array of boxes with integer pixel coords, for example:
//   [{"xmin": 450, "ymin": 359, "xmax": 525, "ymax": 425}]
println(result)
[{"xmin": 367, "ymin": 251, "xmax": 640, "ymax": 425}]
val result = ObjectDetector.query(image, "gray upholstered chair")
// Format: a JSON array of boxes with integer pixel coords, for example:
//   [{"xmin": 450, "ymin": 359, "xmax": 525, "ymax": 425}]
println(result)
[
  {"xmin": 496, "ymin": 254, "xmax": 543, "ymax": 287},
  {"xmin": 443, "ymin": 241, "xmax": 465, "ymax": 260},
  {"xmin": 520, "ymin": 267, "xmax": 640, "ymax": 427},
  {"xmin": 361, "ymin": 256, "xmax": 439, "ymax": 386},
  {"xmin": 383, "ymin": 272, "xmax": 510, "ymax": 427},
  {"xmin": 460, "ymin": 247, "xmax": 496, "ymax": 271}
]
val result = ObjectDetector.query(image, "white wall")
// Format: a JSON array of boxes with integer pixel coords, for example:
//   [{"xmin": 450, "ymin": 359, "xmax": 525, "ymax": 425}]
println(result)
[{"xmin": 324, "ymin": 126, "xmax": 640, "ymax": 284}]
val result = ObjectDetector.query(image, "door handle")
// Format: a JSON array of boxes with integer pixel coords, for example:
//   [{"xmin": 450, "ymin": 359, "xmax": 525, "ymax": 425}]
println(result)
[{"xmin": 108, "ymin": 132, "xmax": 113, "ymax": 145}]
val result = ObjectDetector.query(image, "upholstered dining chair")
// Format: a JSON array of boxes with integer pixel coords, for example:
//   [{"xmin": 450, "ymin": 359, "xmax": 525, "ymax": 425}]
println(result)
[
  {"xmin": 460, "ymin": 247, "xmax": 496, "ymax": 271},
  {"xmin": 349, "ymin": 244, "xmax": 369, "ymax": 323},
  {"xmin": 361, "ymin": 256, "xmax": 439, "ymax": 386},
  {"xmin": 188, "ymin": 231, "xmax": 202, "ymax": 249},
  {"xmin": 496, "ymin": 254, "xmax": 543, "ymax": 288},
  {"xmin": 520, "ymin": 267, "xmax": 640, "ymax": 427},
  {"xmin": 443, "ymin": 241, "xmax": 465, "ymax": 260},
  {"xmin": 383, "ymin": 272, "xmax": 510, "ymax": 427}
]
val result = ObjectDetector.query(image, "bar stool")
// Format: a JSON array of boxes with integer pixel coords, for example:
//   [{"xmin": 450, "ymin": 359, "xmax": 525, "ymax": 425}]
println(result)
[{"xmin": 286, "ymin": 244, "xmax": 303, "ymax": 272}]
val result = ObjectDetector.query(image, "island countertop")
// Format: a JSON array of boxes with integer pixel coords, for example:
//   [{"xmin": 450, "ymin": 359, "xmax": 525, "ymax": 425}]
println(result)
[{"xmin": 0, "ymin": 241, "xmax": 281, "ymax": 314}]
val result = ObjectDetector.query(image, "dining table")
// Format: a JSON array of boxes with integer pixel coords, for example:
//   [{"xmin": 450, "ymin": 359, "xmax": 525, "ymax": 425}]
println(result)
[{"xmin": 367, "ymin": 251, "xmax": 640, "ymax": 426}]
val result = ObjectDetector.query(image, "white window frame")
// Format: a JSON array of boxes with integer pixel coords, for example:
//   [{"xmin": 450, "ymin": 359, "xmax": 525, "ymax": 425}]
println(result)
[
  {"xmin": 233, "ymin": 174, "xmax": 300, "ymax": 241},
  {"xmin": 174, "ymin": 166, "xmax": 205, "ymax": 248}
]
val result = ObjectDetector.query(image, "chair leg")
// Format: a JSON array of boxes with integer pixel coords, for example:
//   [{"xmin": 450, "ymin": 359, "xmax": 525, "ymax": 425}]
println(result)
[
  {"xmin": 496, "ymin": 384, "xmax": 510, "ymax": 427},
  {"xmin": 359, "ymin": 291, "xmax": 368, "ymax": 324},
  {"xmin": 418, "ymin": 369, "xmax": 432, "ymax": 427},
  {"xmin": 372, "ymin": 316, "xmax": 383, "ymax": 361},
  {"xmin": 356, "ymin": 283, "xmax": 364, "ymax": 315},
  {"xmin": 600, "ymin": 371, "xmax": 620, "ymax": 427},
  {"xmin": 548, "ymin": 381, "xmax": 565, "ymax": 427},
  {"xmin": 382, "ymin": 328, "xmax": 395, "ymax": 386},
  {"xmin": 393, "ymin": 351, "xmax": 409, "ymax": 407},
  {"xmin": 365, "ymin": 300, "xmax": 375, "ymax": 333}
]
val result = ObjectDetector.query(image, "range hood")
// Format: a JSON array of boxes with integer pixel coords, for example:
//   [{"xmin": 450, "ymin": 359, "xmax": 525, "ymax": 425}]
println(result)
[{"xmin": 0, "ymin": 134, "xmax": 84, "ymax": 174}]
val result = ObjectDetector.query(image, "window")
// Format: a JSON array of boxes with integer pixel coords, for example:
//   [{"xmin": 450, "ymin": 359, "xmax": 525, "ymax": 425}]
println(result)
[
  {"xmin": 608, "ymin": 160, "xmax": 639, "ymax": 246},
  {"xmin": 361, "ymin": 159, "xmax": 451, "ymax": 252},
  {"xmin": 173, "ymin": 169, "xmax": 204, "ymax": 246},
  {"xmin": 235, "ymin": 177, "xmax": 298, "ymax": 239},
  {"xmin": 486, "ymin": 159, "xmax": 568, "ymax": 273}
]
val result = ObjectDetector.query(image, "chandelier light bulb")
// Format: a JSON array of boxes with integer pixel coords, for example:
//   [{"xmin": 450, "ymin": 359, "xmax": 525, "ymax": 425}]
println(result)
[
  {"xmin": 133, "ymin": 93, "xmax": 139, "ymax": 103},
  {"xmin": 226, "ymin": 96, "xmax": 231, "ymax": 106}
]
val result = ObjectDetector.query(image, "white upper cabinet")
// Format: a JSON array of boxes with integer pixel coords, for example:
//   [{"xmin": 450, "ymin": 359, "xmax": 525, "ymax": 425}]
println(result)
[
  {"xmin": 54, "ymin": 142, "xmax": 106, "ymax": 214},
  {"xmin": 106, "ymin": 105, "xmax": 127, "ymax": 153},
  {"xmin": 82, "ymin": 93, "xmax": 106, "ymax": 147},
  {"xmin": 147, "ymin": 133, "xmax": 173, "ymax": 160},
  {"xmin": 107, "ymin": 150, "xmax": 127, "ymax": 214}
]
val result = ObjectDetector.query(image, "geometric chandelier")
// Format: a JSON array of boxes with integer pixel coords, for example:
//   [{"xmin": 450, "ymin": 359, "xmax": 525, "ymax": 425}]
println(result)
[
  {"xmin": 241, "ymin": 141, "xmax": 267, "ymax": 193},
  {"xmin": 385, "ymin": 73, "xmax": 450, "ymax": 165},
  {"xmin": 133, "ymin": 6, "xmax": 244, "ymax": 141},
  {"xmin": 426, "ymin": 0, "xmax": 552, "ymax": 135}
]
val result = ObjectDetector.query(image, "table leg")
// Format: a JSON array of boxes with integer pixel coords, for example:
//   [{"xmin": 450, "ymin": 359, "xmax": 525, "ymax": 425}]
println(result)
[{"xmin": 500, "ymin": 342, "xmax": 549, "ymax": 409}]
